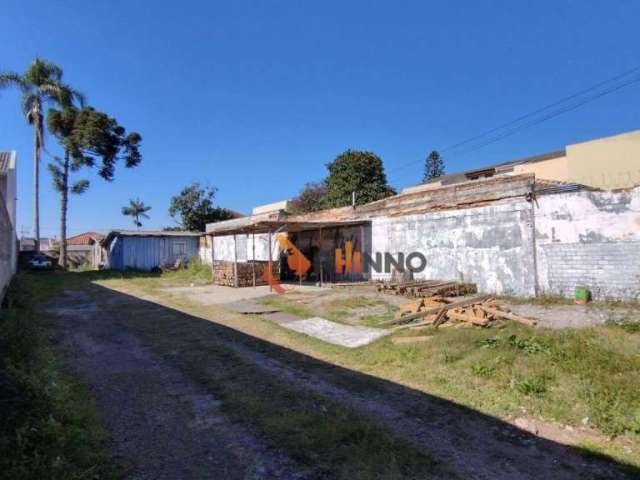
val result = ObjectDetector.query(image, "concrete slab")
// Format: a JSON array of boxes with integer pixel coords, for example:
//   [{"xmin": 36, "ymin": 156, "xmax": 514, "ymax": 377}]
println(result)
[{"xmin": 282, "ymin": 317, "xmax": 388, "ymax": 348}]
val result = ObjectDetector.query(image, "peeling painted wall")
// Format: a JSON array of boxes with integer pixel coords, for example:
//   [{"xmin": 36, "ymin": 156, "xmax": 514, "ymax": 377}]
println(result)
[
  {"xmin": 371, "ymin": 201, "xmax": 537, "ymax": 296},
  {"xmin": 535, "ymin": 186, "xmax": 640, "ymax": 300}
]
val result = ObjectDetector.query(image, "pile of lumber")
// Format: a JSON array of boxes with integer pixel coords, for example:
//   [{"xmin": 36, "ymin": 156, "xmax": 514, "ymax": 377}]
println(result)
[
  {"xmin": 211, "ymin": 260, "xmax": 278, "ymax": 287},
  {"xmin": 377, "ymin": 279, "xmax": 477, "ymax": 298},
  {"xmin": 384, "ymin": 295, "xmax": 537, "ymax": 330}
]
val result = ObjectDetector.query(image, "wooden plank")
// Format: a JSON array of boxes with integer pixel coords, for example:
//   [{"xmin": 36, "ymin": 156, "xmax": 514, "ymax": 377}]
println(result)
[
  {"xmin": 479, "ymin": 306, "xmax": 537, "ymax": 326},
  {"xmin": 446, "ymin": 310, "xmax": 490, "ymax": 326},
  {"xmin": 432, "ymin": 306, "xmax": 449, "ymax": 328},
  {"xmin": 382, "ymin": 294, "xmax": 491, "ymax": 326},
  {"xmin": 391, "ymin": 336, "xmax": 433, "ymax": 345}
]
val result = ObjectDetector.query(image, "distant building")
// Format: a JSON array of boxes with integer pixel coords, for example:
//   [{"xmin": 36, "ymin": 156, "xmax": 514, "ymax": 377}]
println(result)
[
  {"xmin": 65, "ymin": 231, "xmax": 105, "ymax": 266},
  {"xmin": 403, "ymin": 129, "xmax": 640, "ymax": 194},
  {"xmin": 98, "ymin": 230, "xmax": 201, "ymax": 270},
  {"xmin": 0, "ymin": 150, "xmax": 17, "ymax": 298},
  {"xmin": 19, "ymin": 237, "xmax": 57, "ymax": 253}
]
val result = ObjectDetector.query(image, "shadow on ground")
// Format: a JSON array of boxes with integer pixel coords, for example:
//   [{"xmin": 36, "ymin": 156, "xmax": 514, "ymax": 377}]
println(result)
[{"xmin": 44, "ymin": 271, "xmax": 640, "ymax": 480}]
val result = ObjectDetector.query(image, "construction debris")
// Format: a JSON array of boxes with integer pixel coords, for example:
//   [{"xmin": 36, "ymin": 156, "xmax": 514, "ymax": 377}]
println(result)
[
  {"xmin": 388, "ymin": 295, "xmax": 537, "ymax": 330},
  {"xmin": 378, "ymin": 279, "xmax": 477, "ymax": 298}
]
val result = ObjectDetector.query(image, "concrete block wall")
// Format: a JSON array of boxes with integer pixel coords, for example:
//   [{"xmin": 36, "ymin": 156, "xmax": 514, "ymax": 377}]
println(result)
[
  {"xmin": 535, "ymin": 187, "xmax": 640, "ymax": 300},
  {"xmin": 370, "ymin": 200, "xmax": 537, "ymax": 296}
]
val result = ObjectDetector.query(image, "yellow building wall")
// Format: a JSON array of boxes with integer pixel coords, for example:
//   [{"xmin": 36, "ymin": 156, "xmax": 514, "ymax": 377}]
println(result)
[
  {"xmin": 512, "ymin": 156, "xmax": 570, "ymax": 182},
  {"xmin": 565, "ymin": 130, "xmax": 640, "ymax": 189}
]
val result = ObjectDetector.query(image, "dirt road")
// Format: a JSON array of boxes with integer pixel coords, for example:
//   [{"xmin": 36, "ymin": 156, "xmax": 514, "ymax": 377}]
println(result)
[{"xmin": 45, "ymin": 283, "xmax": 637, "ymax": 479}]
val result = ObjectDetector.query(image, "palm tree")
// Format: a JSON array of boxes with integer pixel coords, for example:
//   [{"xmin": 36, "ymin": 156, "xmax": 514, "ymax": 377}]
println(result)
[
  {"xmin": 0, "ymin": 58, "xmax": 83, "ymax": 252},
  {"xmin": 122, "ymin": 198, "xmax": 151, "ymax": 230}
]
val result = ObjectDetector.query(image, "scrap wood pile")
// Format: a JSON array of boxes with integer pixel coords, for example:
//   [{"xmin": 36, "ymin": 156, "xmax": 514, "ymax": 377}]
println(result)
[
  {"xmin": 383, "ymin": 294, "xmax": 537, "ymax": 330},
  {"xmin": 377, "ymin": 279, "xmax": 477, "ymax": 298}
]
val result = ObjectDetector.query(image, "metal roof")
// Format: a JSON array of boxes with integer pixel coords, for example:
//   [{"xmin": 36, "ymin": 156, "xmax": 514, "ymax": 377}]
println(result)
[{"xmin": 101, "ymin": 229, "xmax": 202, "ymax": 245}]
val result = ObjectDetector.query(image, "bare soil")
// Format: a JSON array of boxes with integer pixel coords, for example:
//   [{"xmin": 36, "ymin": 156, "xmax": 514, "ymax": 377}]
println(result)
[{"xmin": 46, "ymin": 289, "xmax": 311, "ymax": 480}]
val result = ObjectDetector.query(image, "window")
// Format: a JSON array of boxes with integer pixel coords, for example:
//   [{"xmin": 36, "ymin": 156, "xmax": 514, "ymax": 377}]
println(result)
[{"xmin": 173, "ymin": 241, "xmax": 186, "ymax": 256}]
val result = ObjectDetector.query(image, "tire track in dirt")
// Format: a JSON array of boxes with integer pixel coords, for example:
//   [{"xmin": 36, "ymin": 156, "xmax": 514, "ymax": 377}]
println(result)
[{"xmin": 46, "ymin": 290, "xmax": 313, "ymax": 480}]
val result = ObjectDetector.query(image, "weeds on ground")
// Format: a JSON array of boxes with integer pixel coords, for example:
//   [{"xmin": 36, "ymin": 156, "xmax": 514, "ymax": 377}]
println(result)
[
  {"xmin": 606, "ymin": 318, "xmax": 640, "ymax": 334},
  {"xmin": 0, "ymin": 274, "xmax": 117, "ymax": 479}
]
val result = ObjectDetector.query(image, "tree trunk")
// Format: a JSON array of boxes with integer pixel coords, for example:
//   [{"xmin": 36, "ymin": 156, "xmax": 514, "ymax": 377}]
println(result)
[
  {"xmin": 58, "ymin": 150, "xmax": 70, "ymax": 268},
  {"xmin": 32, "ymin": 109, "xmax": 41, "ymax": 253}
]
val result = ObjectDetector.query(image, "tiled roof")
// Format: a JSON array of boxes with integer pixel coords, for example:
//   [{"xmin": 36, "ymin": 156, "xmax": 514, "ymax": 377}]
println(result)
[{"xmin": 67, "ymin": 231, "xmax": 105, "ymax": 245}]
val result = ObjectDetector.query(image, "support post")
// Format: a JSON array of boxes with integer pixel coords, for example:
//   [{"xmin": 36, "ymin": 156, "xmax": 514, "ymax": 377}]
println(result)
[
  {"xmin": 360, "ymin": 223, "xmax": 365, "ymax": 281},
  {"xmin": 251, "ymin": 231, "xmax": 256, "ymax": 288},
  {"xmin": 268, "ymin": 230, "xmax": 273, "ymax": 292},
  {"xmin": 210, "ymin": 233, "xmax": 215, "ymax": 283},
  {"xmin": 233, "ymin": 234, "xmax": 238, "ymax": 288},
  {"xmin": 319, "ymin": 227, "xmax": 324, "ymax": 287}
]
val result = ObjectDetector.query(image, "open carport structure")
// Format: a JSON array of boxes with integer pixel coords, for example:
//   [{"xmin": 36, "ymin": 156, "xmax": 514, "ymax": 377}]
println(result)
[{"xmin": 205, "ymin": 213, "xmax": 371, "ymax": 288}]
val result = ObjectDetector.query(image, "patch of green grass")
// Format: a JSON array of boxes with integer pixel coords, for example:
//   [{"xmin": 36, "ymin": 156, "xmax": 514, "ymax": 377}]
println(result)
[
  {"xmin": 606, "ymin": 318, "xmax": 640, "ymax": 334},
  {"xmin": 0, "ymin": 274, "xmax": 118, "ymax": 479},
  {"xmin": 471, "ymin": 363, "xmax": 496, "ymax": 377},
  {"xmin": 158, "ymin": 257, "xmax": 212, "ymax": 285},
  {"xmin": 260, "ymin": 292, "xmax": 396, "ymax": 326},
  {"xmin": 510, "ymin": 375, "xmax": 547, "ymax": 396}
]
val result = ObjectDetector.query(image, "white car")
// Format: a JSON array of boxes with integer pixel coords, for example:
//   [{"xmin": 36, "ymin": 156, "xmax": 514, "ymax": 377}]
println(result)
[{"xmin": 28, "ymin": 254, "xmax": 53, "ymax": 270}]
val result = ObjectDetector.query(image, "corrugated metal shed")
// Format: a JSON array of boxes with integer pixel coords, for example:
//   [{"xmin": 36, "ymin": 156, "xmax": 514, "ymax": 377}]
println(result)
[{"xmin": 104, "ymin": 231, "xmax": 200, "ymax": 270}]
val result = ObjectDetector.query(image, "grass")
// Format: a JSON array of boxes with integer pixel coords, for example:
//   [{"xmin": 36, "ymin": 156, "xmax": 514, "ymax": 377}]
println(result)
[
  {"xmin": 25, "ymin": 270, "xmax": 640, "ymax": 470},
  {"xmin": 261, "ymin": 291, "xmax": 397, "ymax": 326},
  {"xmin": 0, "ymin": 273, "xmax": 118, "ymax": 480},
  {"xmin": 260, "ymin": 290, "xmax": 640, "ymax": 439},
  {"xmin": 123, "ymin": 276, "xmax": 640, "ymax": 467}
]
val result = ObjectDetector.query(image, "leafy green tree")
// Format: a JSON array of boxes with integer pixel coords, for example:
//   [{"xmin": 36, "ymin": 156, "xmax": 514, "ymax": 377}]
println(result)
[
  {"xmin": 169, "ymin": 182, "xmax": 235, "ymax": 232},
  {"xmin": 423, "ymin": 150, "xmax": 445, "ymax": 181},
  {"xmin": 289, "ymin": 181, "xmax": 327, "ymax": 213},
  {"xmin": 324, "ymin": 150, "xmax": 395, "ymax": 208},
  {"xmin": 0, "ymin": 58, "xmax": 83, "ymax": 251},
  {"xmin": 122, "ymin": 198, "xmax": 151, "ymax": 229},
  {"xmin": 47, "ymin": 106, "xmax": 142, "ymax": 267}
]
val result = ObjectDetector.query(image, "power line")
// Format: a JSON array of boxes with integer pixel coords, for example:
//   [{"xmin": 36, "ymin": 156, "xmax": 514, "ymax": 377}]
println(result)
[
  {"xmin": 446, "ymin": 73, "xmax": 640, "ymax": 158},
  {"xmin": 386, "ymin": 65, "xmax": 640, "ymax": 182}
]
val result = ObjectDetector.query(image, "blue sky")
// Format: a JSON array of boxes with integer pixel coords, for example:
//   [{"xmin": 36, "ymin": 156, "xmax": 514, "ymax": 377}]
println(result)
[{"xmin": 1, "ymin": 1, "xmax": 638, "ymax": 237}]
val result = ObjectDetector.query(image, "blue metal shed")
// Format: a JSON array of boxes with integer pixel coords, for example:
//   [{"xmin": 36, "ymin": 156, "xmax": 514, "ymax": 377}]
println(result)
[{"xmin": 103, "ymin": 230, "xmax": 201, "ymax": 270}]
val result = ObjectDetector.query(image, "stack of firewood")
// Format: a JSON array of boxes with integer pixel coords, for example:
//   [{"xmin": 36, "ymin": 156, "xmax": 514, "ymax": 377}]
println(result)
[
  {"xmin": 211, "ymin": 260, "xmax": 278, "ymax": 287},
  {"xmin": 384, "ymin": 295, "xmax": 537, "ymax": 330}
]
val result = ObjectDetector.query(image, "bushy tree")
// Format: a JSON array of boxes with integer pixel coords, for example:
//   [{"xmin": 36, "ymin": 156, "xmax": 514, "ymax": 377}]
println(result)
[
  {"xmin": 324, "ymin": 150, "xmax": 395, "ymax": 208},
  {"xmin": 423, "ymin": 150, "xmax": 445, "ymax": 181},
  {"xmin": 169, "ymin": 182, "xmax": 235, "ymax": 232},
  {"xmin": 289, "ymin": 181, "xmax": 327, "ymax": 213},
  {"xmin": 47, "ymin": 106, "xmax": 142, "ymax": 267}
]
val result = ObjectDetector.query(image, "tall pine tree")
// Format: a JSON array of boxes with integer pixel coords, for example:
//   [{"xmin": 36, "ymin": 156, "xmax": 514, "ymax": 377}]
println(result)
[{"xmin": 423, "ymin": 150, "xmax": 445, "ymax": 182}]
